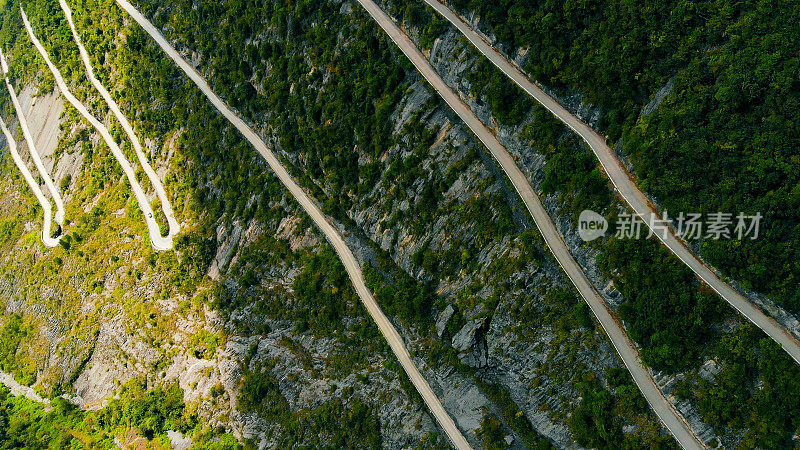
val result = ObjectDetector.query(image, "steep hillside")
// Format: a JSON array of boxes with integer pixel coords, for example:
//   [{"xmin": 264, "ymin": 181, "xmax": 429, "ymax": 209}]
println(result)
[
  {"xmin": 381, "ymin": 0, "xmax": 800, "ymax": 447},
  {"xmin": 0, "ymin": 0, "xmax": 678, "ymax": 447},
  {"xmin": 437, "ymin": 0, "xmax": 800, "ymax": 318},
  {"xmin": 0, "ymin": 0, "xmax": 439, "ymax": 446},
  {"xmin": 2, "ymin": 0, "xmax": 796, "ymax": 448}
]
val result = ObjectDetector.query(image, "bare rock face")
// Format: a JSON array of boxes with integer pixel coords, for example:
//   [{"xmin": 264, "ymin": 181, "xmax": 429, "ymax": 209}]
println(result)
[
  {"xmin": 208, "ymin": 221, "xmax": 244, "ymax": 280},
  {"xmin": 451, "ymin": 318, "xmax": 481, "ymax": 352},
  {"xmin": 17, "ymin": 84, "xmax": 64, "ymax": 162},
  {"xmin": 452, "ymin": 318, "xmax": 487, "ymax": 368},
  {"xmin": 436, "ymin": 304, "xmax": 455, "ymax": 338}
]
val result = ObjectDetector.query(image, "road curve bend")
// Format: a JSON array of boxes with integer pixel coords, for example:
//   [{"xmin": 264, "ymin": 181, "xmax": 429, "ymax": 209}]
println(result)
[
  {"xmin": 112, "ymin": 1, "xmax": 471, "ymax": 448},
  {"xmin": 60, "ymin": 0, "xmax": 180, "ymax": 240},
  {"xmin": 423, "ymin": 0, "xmax": 800, "ymax": 365},
  {"xmin": 0, "ymin": 117, "xmax": 61, "ymax": 247},
  {"xmin": 1, "ymin": 49, "xmax": 66, "ymax": 227},
  {"xmin": 22, "ymin": 7, "xmax": 173, "ymax": 252},
  {"xmin": 356, "ymin": 0, "xmax": 703, "ymax": 448}
]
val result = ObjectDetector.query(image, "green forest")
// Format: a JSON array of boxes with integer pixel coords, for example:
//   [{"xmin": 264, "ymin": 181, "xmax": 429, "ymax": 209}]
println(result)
[
  {"xmin": 120, "ymin": 0, "xmax": 678, "ymax": 446},
  {"xmin": 445, "ymin": 0, "xmax": 800, "ymax": 313},
  {"xmin": 386, "ymin": 0, "xmax": 800, "ymax": 445},
  {"xmin": 0, "ymin": 0, "xmax": 798, "ymax": 448},
  {"xmin": 0, "ymin": 0, "xmax": 429, "ymax": 446},
  {"xmin": 0, "ymin": 381, "xmax": 239, "ymax": 448}
]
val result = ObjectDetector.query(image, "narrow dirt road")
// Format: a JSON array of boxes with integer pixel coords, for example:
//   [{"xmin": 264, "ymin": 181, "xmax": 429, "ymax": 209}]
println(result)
[
  {"xmin": 113, "ymin": 1, "xmax": 471, "ymax": 448},
  {"xmin": 423, "ymin": 0, "xmax": 800, "ymax": 365},
  {"xmin": 0, "ymin": 372, "xmax": 51, "ymax": 405},
  {"xmin": 22, "ymin": 7, "xmax": 173, "ymax": 251},
  {"xmin": 0, "ymin": 116, "xmax": 60, "ymax": 247},
  {"xmin": 60, "ymin": 0, "xmax": 179, "ymax": 240},
  {"xmin": 356, "ymin": 0, "xmax": 703, "ymax": 448},
  {"xmin": 1, "ymin": 49, "xmax": 65, "ymax": 227}
]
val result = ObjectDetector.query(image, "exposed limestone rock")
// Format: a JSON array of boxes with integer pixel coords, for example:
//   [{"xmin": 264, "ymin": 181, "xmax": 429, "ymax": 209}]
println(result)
[
  {"xmin": 452, "ymin": 318, "xmax": 483, "ymax": 353},
  {"xmin": 452, "ymin": 318, "xmax": 488, "ymax": 368},
  {"xmin": 17, "ymin": 84, "xmax": 64, "ymax": 162},
  {"xmin": 208, "ymin": 221, "xmax": 244, "ymax": 279},
  {"xmin": 640, "ymin": 77, "xmax": 676, "ymax": 117},
  {"xmin": 436, "ymin": 304, "xmax": 455, "ymax": 337}
]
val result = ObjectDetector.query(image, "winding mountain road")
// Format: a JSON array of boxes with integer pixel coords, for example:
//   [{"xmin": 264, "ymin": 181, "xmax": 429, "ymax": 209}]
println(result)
[
  {"xmin": 112, "ymin": 1, "xmax": 471, "ymax": 448},
  {"xmin": 1, "ymin": 49, "xmax": 65, "ymax": 227},
  {"xmin": 356, "ymin": 0, "xmax": 703, "ymax": 448},
  {"xmin": 22, "ymin": 7, "xmax": 173, "ymax": 251},
  {"xmin": 422, "ymin": 0, "xmax": 800, "ymax": 366},
  {"xmin": 0, "ymin": 371, "xmax": 51, "ymax": 405},
  {"xmin": 0, "ymin": 114, "xmax": 61, "ymax": 247},
  {"xmin": 60, "ymin": 0, "xmax": 179, "ymax": 241}
]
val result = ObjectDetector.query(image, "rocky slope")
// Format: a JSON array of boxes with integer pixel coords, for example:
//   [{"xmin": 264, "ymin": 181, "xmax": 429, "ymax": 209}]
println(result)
[{"xmin": 0, "ymin": 0, "xmax": 726, "ymax": 447}]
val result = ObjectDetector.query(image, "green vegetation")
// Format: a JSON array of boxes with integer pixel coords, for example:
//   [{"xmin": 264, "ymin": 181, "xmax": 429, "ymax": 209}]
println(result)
[
  {"xmin": 521, "ymin": 107, "xmax": 612, "ymax": 216},
  {"xmin": 239, "ymin": 364, "xmax": 382, "ymax": 449},
  {"xmin": 445, "ymin": 0, "xmax": 727, "ymax": 139},
  {"xmin": 133, "ymin": 0, "xmax": 411, "ymax": 223},
  {"xmin": 598, "ymin": 237, "xmax": 727, "ymax": 372},
  {"xmin": 377, "ymin": 3, "xmax": 800, "ymax": 444},
  {"xmin": 98, "ymin": 379, "xmax": 196, "ymax": 440},
  {"xmin": 0, "ymin": 315, "xmax": 38, "ymax": 386},
  {"xmin": 476, "ymin": 380, "xmax": 554, "ymax": 449},
  {"xmin": 623, "ymin": 4, "xmax": 800, "ymax": 311},
  {"xmin": 0, "ymin": 0, "xmax": 433, "ymax": 445},
  {"xmin": 459, "ymin": 33, "xmax": 729, "ymax": 375},
  {"xmin": 465, "ymin": 58, "xmax": 534, "ymax": 126},
  {"xmin": 519, "ymin": 74, "xmax": 797, "ymax": 441},
  {"xmin": 692, "ymin": 324, "xmax": 800, "ymax": 447},
  {"xmin": 291, "ymin": 250, "xmax": 359, "ymax": 335},
  {"xmin": 569, "ymin": 377, "xmax": 621, "ymax": 448},
  {"xmin": 476, "ymin": 415, "xmax": 509, "ymax": 449},
  {"xmin": 4, "ymin": 0, "xmax": 793, "ymax": 446},
  {"xmin": 441, "ymin": 0, "xmax": 800, "ymax": 314},
  {"xmin": 0, "ymin": 391, "xmax": 98, "ymax": 448},
  {"xmin": 568, "ymin": 370, "xmax": 676, "ymax": 449},
  {"xmin": 365, "ymin": 250, "xmax": 436, "ymax": 326},
  {"xmin": 0, "ymin": 380, "xmax": 238, "ymax": 448}
]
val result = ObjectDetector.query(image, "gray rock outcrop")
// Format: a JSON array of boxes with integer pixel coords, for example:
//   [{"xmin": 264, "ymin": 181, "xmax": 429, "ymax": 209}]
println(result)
[
  {"xmin": 436, "ymin": 305, "xmax": 455, "ymax": 337},
  {"xmin": 452, "ymin": 318, "xmax": 487, "ymax": 368}
]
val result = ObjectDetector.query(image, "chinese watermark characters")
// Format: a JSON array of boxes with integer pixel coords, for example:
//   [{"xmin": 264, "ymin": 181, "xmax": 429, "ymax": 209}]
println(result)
[{"xmin": 579, "ymin": 210, "xmax": 763, "ymax": 242}]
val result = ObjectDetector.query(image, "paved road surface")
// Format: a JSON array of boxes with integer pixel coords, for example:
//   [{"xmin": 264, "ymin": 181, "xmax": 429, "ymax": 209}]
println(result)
[
  {"xmin": 61, "ymin": 0, "xmax": 180, "ymax": 241},
  {"xmin": 423, "ymin": 0, "xmax": 800, "ymax": 365},
  {"xmin": 0, "ymin": 116, "xmax": 61, "ymax": 247},
  {"xmin": 1, "ymin": 49, "xmax": 65, "ymax": 227},
  {"xmin": 22, "ymin": 7, "xmax": 173, "ymax": 252},
  {"xmin": 113, "ymin": 1, "xmax": 471, "ymax": 448},
  {"xmin": 0, "ymin": 372, "xmax": 51, "ymax": 405},
  {"xmin": 356, "ymin": 0, "xmax": 703, "ymax": 448}
]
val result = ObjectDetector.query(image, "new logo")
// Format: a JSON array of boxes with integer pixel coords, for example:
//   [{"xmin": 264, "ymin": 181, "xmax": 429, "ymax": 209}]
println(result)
[{"xmin": 578, "ymin": 210, "xmax": 608, "ymax": 242}]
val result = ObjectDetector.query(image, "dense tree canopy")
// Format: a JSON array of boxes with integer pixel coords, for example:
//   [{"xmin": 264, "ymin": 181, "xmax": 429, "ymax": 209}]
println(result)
[{"xmin": 445, "ymin": 0, "xmax": 800, "ymax": 312}]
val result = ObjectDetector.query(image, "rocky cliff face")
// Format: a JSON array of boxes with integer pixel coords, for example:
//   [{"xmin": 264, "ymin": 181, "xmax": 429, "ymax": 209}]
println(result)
[
  {"xmin": 0, "ymin": 21, "xmax": 441, "ymax": 450},
  {"xmin": 0, "ymin": 0, "xmax": 683, "ymax": 448},
  {"xmin": 0, "ymin": 123, "xmax": 439, "ymax": 446},
  {"xmin": 411, "ymin": 15, "xmax": 727, "ymax": 447}
]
